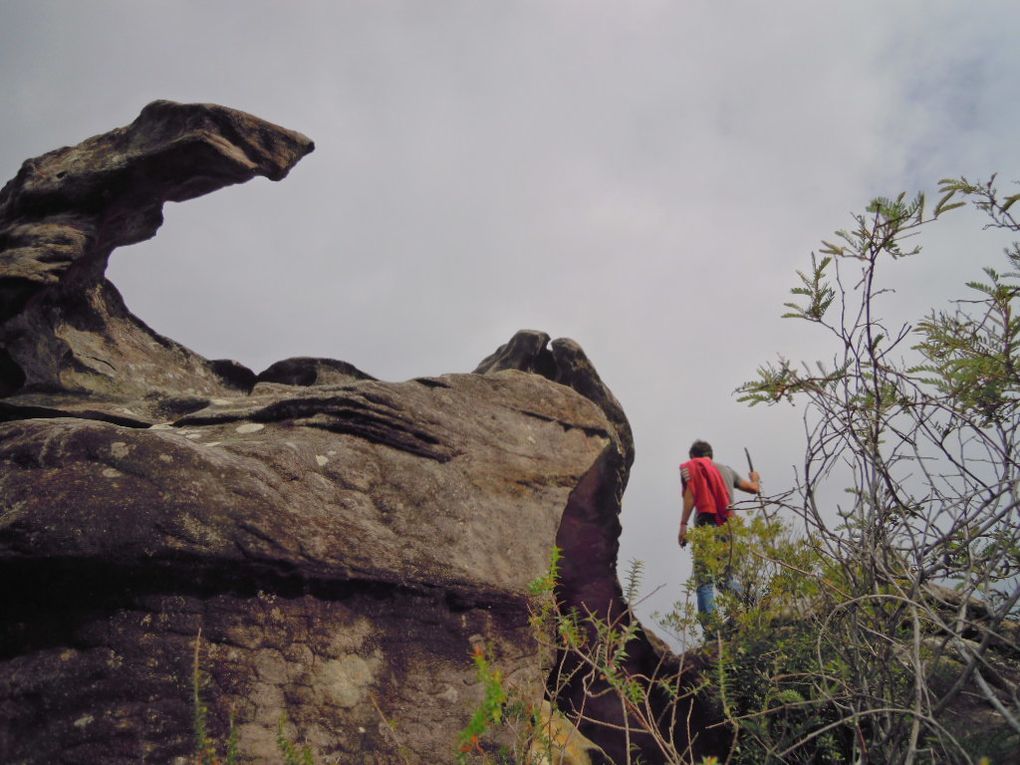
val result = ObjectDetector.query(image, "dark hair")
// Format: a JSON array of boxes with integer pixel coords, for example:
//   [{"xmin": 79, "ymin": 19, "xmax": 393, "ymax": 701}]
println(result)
[{"xmin": 689, "ymin": 440, "xmax": 713, "ymax": 459}]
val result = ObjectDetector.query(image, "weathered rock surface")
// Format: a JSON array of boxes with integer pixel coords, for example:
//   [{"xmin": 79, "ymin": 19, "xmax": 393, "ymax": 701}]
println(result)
[
  {"xmin": 476, "ymin": 331, "xmax": 633, "ymax": 474},
  {"xmin": 0, "ymin": 99, "xmax": 313, "ymax": 405},
  {"xmin": 1, "ymin": 370, "xmax": 616, "ymax": 764},
  {"xmin": 0, "ymin": 102, "xmax": 715, "ymax": 764}
]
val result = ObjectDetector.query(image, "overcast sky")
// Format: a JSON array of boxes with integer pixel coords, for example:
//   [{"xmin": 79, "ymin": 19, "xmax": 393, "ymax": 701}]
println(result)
[{"xmin": 3, "ymin": 1, "xmax": 1019, "ymax": 633}]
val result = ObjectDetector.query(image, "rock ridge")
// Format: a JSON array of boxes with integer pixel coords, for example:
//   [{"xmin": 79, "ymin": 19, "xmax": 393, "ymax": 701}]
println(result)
[{"xmin": 0, "ymin": 102, "xmax": 715, "ymax": 764}]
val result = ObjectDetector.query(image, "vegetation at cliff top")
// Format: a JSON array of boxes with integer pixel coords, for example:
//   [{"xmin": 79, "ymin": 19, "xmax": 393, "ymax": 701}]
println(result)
[
  {"xmin": 669, "ymin": 175, "xmax": 1019, "ymax": 763},
  {"xmin": 724, "ymin": 174, "xmax": 1019, "ymax": 762}
]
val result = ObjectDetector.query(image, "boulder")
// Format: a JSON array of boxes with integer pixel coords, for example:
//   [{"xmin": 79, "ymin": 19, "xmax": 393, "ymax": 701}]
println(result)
[
  {"xmin": 0, "ymin": 102, "xmax": 717, "ymax": 764},
  {"xmin": 0, "ymin": 369, "xmax": 616, "ymax": 764}
]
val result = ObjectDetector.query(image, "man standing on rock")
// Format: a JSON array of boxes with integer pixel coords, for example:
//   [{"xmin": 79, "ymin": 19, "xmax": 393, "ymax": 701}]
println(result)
[{"xmin": 678, "ymin": 440, "xmax": 761, "ymax": 619}]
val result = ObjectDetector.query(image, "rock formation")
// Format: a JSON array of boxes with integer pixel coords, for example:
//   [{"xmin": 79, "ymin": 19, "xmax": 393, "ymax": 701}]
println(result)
[{"xmin": 0, "ymin": 102, "xmax": 717, "ymax": 764}]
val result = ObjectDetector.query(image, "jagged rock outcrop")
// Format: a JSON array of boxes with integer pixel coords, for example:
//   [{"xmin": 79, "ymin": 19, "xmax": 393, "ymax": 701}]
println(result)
[
  {"xmin": 475, "ymin": 332, "xmax": 633, "ymax": 474},
  {"xmin": 0, "ymin": 99, "xmax": 313, "ymax": 408},
  {"xmin": 0, "ymin": 102, "xmax": 716, "ymax": 764}
]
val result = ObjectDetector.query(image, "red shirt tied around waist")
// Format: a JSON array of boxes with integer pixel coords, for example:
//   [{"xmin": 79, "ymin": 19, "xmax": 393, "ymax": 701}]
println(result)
[
  {"xmin": 678, "ymin": 440, "xmax": 761, "ymax": 550},
  {"xmin": 680, "ymin": 457, "xmax": 732, "ymax": 526}
]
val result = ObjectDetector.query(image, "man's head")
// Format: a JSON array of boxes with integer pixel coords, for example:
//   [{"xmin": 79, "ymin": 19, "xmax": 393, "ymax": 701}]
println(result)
[{"xmin": 689, "ymin": 440, "xmax": 713, "ymax": 459}]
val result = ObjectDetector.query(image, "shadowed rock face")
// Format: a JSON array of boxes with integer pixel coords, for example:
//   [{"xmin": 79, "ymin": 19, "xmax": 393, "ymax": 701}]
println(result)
[{"xmin": 0, "ymin": 103, "xmax": 717, "ymax": 764}]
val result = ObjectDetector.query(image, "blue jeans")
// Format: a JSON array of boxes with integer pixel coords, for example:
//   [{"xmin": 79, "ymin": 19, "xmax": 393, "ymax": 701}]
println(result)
[
  {"xmin": 696, "ymin": 575, "xmax": 743, "ymax": 616},
  {"xmin": 691, "ymin": 514, "xmax": 743, "ymax": 617}
]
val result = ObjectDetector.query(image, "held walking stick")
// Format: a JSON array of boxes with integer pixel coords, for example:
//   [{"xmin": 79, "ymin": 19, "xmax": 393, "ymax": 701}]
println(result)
[
  {"xmin": 741, "ymin": 447, "xmax": 771, "ymax": 609},
  {"xmin": 744, "ymin": 446, "xmax": 772, "ymax": 527}
]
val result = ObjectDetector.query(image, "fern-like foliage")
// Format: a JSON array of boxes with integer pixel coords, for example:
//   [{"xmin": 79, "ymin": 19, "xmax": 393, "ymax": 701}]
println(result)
[
  {"xmin": 623, "ymin": 558, "xmax": 645, "ymax": 604},
  {"xmin": 276, "ymin": 715, "xmax": 315, "ymax": 765},
  {"xmin": 191, "ymin": 630, "xmax": 240, "ymax": 765}
]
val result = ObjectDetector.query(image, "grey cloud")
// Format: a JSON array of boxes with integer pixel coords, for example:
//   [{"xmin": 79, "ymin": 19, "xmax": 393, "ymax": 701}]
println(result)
[{"xmin": 3, "ymin": 0, "xmax": 1020, "ymax": 634}]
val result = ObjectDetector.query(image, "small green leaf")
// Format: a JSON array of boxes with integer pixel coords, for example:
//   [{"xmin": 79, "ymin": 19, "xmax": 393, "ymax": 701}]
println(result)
[{"xmin": 934, "ymin": 190, "xmax": 956, "ymax": 216}]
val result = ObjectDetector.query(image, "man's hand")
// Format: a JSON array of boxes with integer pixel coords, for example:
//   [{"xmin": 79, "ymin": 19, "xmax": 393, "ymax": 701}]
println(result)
[
  {"xmin": 738, "ymin": 470, "xmax": 762, "ymax": 494},
  {"xmin": 679, "ymin": 524, "xmax": 688, "ymax": 548}
]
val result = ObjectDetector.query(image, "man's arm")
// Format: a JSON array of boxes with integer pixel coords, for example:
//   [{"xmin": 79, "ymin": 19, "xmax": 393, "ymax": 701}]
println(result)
[
  {"xmin": 736, "ymin": 470, "xmax": 761, "ymax": 494},
  {"xmin": 679, "ymin": 486, "xmax": 695, "ymax": 547}
]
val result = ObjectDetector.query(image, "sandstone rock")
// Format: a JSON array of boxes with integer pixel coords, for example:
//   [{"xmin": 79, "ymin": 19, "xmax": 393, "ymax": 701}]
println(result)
[
  {"xmin": 0, "ymin": 370, "xmax": 614, "ymax": 764},
  {"xmin": 526, "ymin": 701, "xmax": 612, "ymax": 765},
  {"xmin": 0, "ymin": 103, "xmax": 717, "ymax": 764},
  {"xmin": 257, "ymin": 356, "xmax": 375, "ymax": 387},
  {"xmin": 475, "ymin": 330, "xmax": 633, "ymax": 473},
  {"xmin": 0, "ymin": 100, "xmax": 313, "ymax": 407}
]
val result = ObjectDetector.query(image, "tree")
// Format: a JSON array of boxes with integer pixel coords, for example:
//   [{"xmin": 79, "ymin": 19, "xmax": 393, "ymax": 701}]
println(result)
[{"xmin": 725, "ymin": 175, "xmax": 1020, "ymax": 763}]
